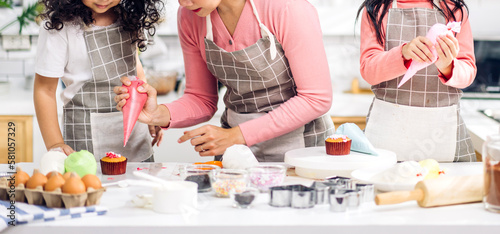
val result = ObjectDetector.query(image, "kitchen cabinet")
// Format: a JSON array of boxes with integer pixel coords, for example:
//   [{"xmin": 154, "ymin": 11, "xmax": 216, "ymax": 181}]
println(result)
[{"xmin": 0, "ymin": 115, "xmax": 33, "ymax": 163}]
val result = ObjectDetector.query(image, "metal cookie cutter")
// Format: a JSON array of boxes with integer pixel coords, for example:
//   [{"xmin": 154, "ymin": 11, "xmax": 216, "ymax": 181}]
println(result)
[
  {"xmin": 326, "ymin": 176, "xmax": 353, "ymax": 189},
  {"xmin": 329, "ymin": 189, "xmax": 348, "ymax": 212},
  {"xmin": 290, "ymin": 185, "xmax": 316, "ymax": 209},
  {"xmin": 355, "ymin": 183, "xmax": 375, "ymax": 203},
  {"xmin": 269, "ymin": 185, "xmax": 293, "ymax": 207},
  {"xmin": 311, "ymin": 181, "xmax": 346, "ymax": 205}
]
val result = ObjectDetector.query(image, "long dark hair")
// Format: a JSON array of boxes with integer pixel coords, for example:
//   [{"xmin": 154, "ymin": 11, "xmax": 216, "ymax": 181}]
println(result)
[
  {"xmin": 356, "ymin": 0, "xmax": 468, "ymax": 45},
  {"xmin": 39, "ymin": 0, "xmax": 164, "ymax": 52}
]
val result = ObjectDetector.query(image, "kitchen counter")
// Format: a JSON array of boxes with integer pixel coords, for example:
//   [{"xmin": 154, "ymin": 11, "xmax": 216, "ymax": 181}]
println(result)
[{"xmin": 2, "ymin": 162, "xmax": 499, "ymax": 234}]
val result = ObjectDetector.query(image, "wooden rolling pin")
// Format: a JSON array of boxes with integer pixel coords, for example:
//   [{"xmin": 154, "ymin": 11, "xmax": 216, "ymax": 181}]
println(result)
[{"xmin": 375, "ymin": 174, "xmax": 484, "ymax": 207}]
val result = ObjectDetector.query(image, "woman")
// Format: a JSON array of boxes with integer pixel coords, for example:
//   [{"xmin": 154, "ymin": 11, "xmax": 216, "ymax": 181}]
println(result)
[
  {"xmin": 357, "ymin": 0, "xmax": 476, "ymax": 162},
  {"xmin": 114, "ymin": 0, "xmax": 334, "ymax": 162}
]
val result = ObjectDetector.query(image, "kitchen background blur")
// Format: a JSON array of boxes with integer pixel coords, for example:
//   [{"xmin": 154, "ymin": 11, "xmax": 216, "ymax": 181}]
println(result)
[{"xmin": 0, "ymin": 0, "xmax": 499, "ymax": 165}]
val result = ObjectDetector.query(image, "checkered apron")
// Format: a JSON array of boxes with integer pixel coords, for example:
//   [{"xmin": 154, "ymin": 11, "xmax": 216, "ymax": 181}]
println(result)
[
  {"xmin": 63, "ymin": 25, "xmax": 153, "ymax": 161},
  {"xmin": 205, "ymin": 0, "xmax": 334, "ymax": 162},
  {"xmin": 364, "ymin": 0, "xmax": 475, "ymax": 162}
]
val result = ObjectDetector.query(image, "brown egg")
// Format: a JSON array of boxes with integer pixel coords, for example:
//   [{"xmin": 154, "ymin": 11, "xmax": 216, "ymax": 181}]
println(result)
[
  {"xmin": 45, "ymin": 171, "xmax": 65, "ymax": 192},
  {"xmin": 62, "ymin": 172, "xmax": 86, "ymax": 194},
  {"xmin": 14, "ymin": 167, "xmax": 30, "ymax": 187},
  {"xmin": 82, "ymin": 174, "xmax": 102, "ymax": 190},
  {"xmin": 26, "ymin": 169, "xmax": 48, "ymax": 189},
  {"xmin": 46, "ymin": 171, "xmax": 62, "ymax": 179},
  {"xmin": 62, "ymin": 172, "xmax": 73, "ymax": 181}
]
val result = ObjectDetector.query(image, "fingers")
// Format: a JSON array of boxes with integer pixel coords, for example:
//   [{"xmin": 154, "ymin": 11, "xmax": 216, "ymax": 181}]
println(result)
[
  {"xmin": 150, "ymin": 126, "xmax": 163, "ymax": 147},
  {"xmin": 403, "ymin": 37, "xmax": 435, "ymax": 63},
  {"xmin": 120, "ymin": 76, "xmax": 132, "ymax": 86},
  {"xmin": 437, "ymin": 34, "xmax": 459, "ymax": 59}
]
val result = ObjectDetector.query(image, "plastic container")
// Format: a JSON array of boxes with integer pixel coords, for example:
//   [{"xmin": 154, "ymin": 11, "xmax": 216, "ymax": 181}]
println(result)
[{"xmin": 248, "ymin": 165, "xmax": 286, "ymax": 192}]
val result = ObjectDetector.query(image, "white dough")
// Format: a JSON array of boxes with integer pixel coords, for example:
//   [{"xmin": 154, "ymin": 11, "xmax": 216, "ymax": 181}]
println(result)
[
  {"xmin": 40, "ymin": 150, "xmax": 67, "ymax": 175},
  {"xmin": 222, "ymin": 145, "xmax": 259, "ymax": 169}
]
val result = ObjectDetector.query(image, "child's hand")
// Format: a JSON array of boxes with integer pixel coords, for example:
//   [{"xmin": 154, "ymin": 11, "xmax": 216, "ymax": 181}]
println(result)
[
  {"xmin": 402, "ymin": 36, "xmax": 435, "ymax": 63},
  {"xmin": 435, "ymin": 33, "xmax": 459, "ymax": 78},
  {"xmin": 114, "ymin": 76, "xmax": 160, "ymax": 125},
  {"xmin": 149, "ymin": 125, "xmax": 164, "ymax": 147}
]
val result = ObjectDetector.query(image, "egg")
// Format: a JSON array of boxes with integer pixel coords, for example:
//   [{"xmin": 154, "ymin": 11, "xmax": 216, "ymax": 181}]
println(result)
[
  {"xmin": 14, "ymin": 167, "xmax": 30, "ymax": 187},
  {"xmin": 46, "ymin": 171, "xmax": 63, "ymax": 179},
  {"xmin": 26, "ymin": 169, "xmax": 48, "ymax": 189},
  {"xmin": 45, "ymin": 171, "xmax": 66, "ymax": 192},
  {"xmin": 62, "ymin": 172, "xmax": 86, "ymax": 194},
  {"xmin": 82, "ymin": 174, "xmax": 102, "ymax": 190},
  {"xmin": 62, "ymin": 172, "xmax": 73, "ymax": 181}
]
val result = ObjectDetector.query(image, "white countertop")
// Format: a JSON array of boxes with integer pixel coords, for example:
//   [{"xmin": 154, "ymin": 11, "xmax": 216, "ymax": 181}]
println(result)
[{"xmin": 2, "ymin": 162, "xmax": 499, "ymax": 234}]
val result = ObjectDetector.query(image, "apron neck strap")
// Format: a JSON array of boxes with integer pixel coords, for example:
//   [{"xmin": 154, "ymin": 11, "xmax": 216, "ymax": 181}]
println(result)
[
  {"xmin": 205, "ymin": 0, "xmax": 277, "ymax": 59},
  {"xmin": 392, "ymin": 0, "xmax": 441, "ymax": 9}
]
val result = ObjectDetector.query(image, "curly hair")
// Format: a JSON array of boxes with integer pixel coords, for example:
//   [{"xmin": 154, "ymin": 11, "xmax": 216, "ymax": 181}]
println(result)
[{"xmin": 39, "ymin": 0, "xmax": 164, "ymax": 52}]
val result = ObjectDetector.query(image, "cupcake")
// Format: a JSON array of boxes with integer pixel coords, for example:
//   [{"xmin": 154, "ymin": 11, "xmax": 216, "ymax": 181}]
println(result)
[
  {"xmin": 325, "ymin": 134, "xmax": 352, "ymax": 155},
  {"xmin": 100, "ymin": 152, "xmax": 127, "ymax": 175}
]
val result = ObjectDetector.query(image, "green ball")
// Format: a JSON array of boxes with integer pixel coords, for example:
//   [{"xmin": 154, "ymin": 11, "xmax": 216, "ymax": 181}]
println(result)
[{"xmin": 64, "ymin": 150, "xmax": 97, "ymax": 177}]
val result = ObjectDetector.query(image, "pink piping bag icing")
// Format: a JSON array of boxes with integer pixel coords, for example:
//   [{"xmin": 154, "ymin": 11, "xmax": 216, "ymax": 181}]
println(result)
[
  {"xmin": 122, "ymin": 78, "xmax": 147, "ymax": 146},
  {"xmin": 398, "ymin": 21, "xmax": 461, "ymax": 88}
]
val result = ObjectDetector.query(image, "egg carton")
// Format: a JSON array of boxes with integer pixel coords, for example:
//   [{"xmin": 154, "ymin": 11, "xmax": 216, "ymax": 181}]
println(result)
[{"xmin": 0, "ymin": 178, "xmax": 106, "ymax": 208}]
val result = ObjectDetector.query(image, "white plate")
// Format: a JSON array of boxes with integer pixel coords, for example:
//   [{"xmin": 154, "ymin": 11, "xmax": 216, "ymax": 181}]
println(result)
[
  {"xmin": 351, "ymin": 162, "xmax": 483, "ymax": 192},
  {"xmin": 284, "ymin": 147, "xmax": 397, "ymax": 179}
]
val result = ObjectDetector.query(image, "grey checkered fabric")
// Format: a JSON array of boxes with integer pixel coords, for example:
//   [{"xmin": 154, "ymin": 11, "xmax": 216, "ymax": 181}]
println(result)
[
  {"xmin": 63, "ymin": 26, "xmax": 136, "ymax": 153},
  {"xmin": 367, "ymin": 1, "xmax": 475, "ymax": 161},
  {"xmin": 205, "ymin": 32, "xmax": 333, "ymax": 153}
]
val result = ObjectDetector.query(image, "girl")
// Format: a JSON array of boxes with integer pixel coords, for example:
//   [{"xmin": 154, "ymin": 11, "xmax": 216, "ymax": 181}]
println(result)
[
  {"xmin": 34, "ymin": 0, "xmax": 164, "ymax": 161},
  {"xmin": 114, "ymin": 0, "xmax": 335, "ymax": 162},
  {"xmin": 357, "ymin": 0, "xmax": 476, "ymax": 162}
]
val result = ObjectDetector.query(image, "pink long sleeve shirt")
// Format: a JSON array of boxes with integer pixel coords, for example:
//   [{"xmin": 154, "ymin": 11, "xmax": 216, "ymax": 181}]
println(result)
[
  {"xmin": 164, "ymin": 0, "xmax": 332, "ymax": 146},
  {"xmin": 360, "ymin": 0, "xmax": 476, "ymax": 88}
]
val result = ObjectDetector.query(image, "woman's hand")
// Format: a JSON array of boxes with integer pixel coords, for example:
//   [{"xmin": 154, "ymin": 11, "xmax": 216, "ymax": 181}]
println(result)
[
  {"xmin": 48, "ymin": 143, "xmax": 75, "ymax": 156},
  {"xmin": 178, "ymin": 125, "xmax": 246, "ymax": 156},
  {"xmin": 434, "ymin": 33, "xmax": 459, "ymax": 78},
  {"xmin": 114, "ymin": 76, "xmax": 162, "ymax": 125},
  {"xmin": 149, "ymin": 125, "xmax": 164, "ymax": 146},
  {"xmin": 402, "ymin": 36, "xmax": 435, "ymax": 63}
]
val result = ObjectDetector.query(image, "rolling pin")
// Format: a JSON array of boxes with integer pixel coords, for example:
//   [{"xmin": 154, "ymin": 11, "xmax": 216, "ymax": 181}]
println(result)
[{"xmin": 375, "ymin": 174, "xmax": 484, "ymax": 207}]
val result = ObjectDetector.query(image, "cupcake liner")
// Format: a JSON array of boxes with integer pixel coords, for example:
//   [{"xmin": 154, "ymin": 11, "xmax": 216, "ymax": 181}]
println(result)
[
  {"xmin": 100, "ymin": 158, "xmax": 128, "ymax": 175},
  {"xmin": 326, "ymin": 140, "xmax": 352, "ymax": 155}
]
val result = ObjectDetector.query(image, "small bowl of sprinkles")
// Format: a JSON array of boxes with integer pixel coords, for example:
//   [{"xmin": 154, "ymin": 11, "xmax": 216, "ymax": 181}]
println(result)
[
  {"xmin": 248, "ymin": 165, "xmax": 286, "ymax": 192},
  {"xmin": 211, "ymin": 169, "xmax": 248, "ymax": 198}
]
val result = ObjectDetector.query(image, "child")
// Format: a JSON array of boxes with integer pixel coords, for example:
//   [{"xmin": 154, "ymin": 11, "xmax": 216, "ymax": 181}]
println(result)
[
  {"xmin": 357, "ymin": 0, "xmax": 476, "ymax": 162},
  {"xmin": 34, "ymin": 0, "xmax": 164, "ymax": 161}
]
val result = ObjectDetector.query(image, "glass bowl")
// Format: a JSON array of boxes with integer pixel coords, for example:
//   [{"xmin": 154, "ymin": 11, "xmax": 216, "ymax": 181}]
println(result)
[
  {"xmin": 247, "ymin": 165, "xmax": 286, "ymax": 192},
  {"xmin": 229, "ymin": 187, "xmax": 259, "ymax": 209},
  {"xmin": 211, "ymin": 169, "xmax": 248, "ymax": 198},
  {"xmin": 179, "ymin": 164, "xmax": 220, "ymax": 193}
]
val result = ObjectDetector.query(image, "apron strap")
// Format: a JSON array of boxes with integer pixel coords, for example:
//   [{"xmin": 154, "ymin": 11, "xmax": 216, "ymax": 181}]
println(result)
[{"xmin": 205, "ymin": 0, "xmax": 277, "ymax": 60}]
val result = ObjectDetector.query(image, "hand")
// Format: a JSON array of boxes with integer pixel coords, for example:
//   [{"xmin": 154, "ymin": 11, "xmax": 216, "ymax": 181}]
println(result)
[
  {"xmin": 48, "ymin": 143, "xmax": 75, "ymax": 156},
  {"xmin": 178, "ymin": 125, "xmax": 246, "ymax": 156},
  {"xmin": 434, "ymin": 33, "xmax": 459, "ymax": 78},
  {"xmin": 149, "ymin": 125, "xmax": 164, "ymax": 147},
  {"xmin": 113, "ymin": 76, "xmax": 160, "ymax": 125},
  {"xmin": 402, "ymin": 36, "xmax": 435, "ymax": 63}
]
